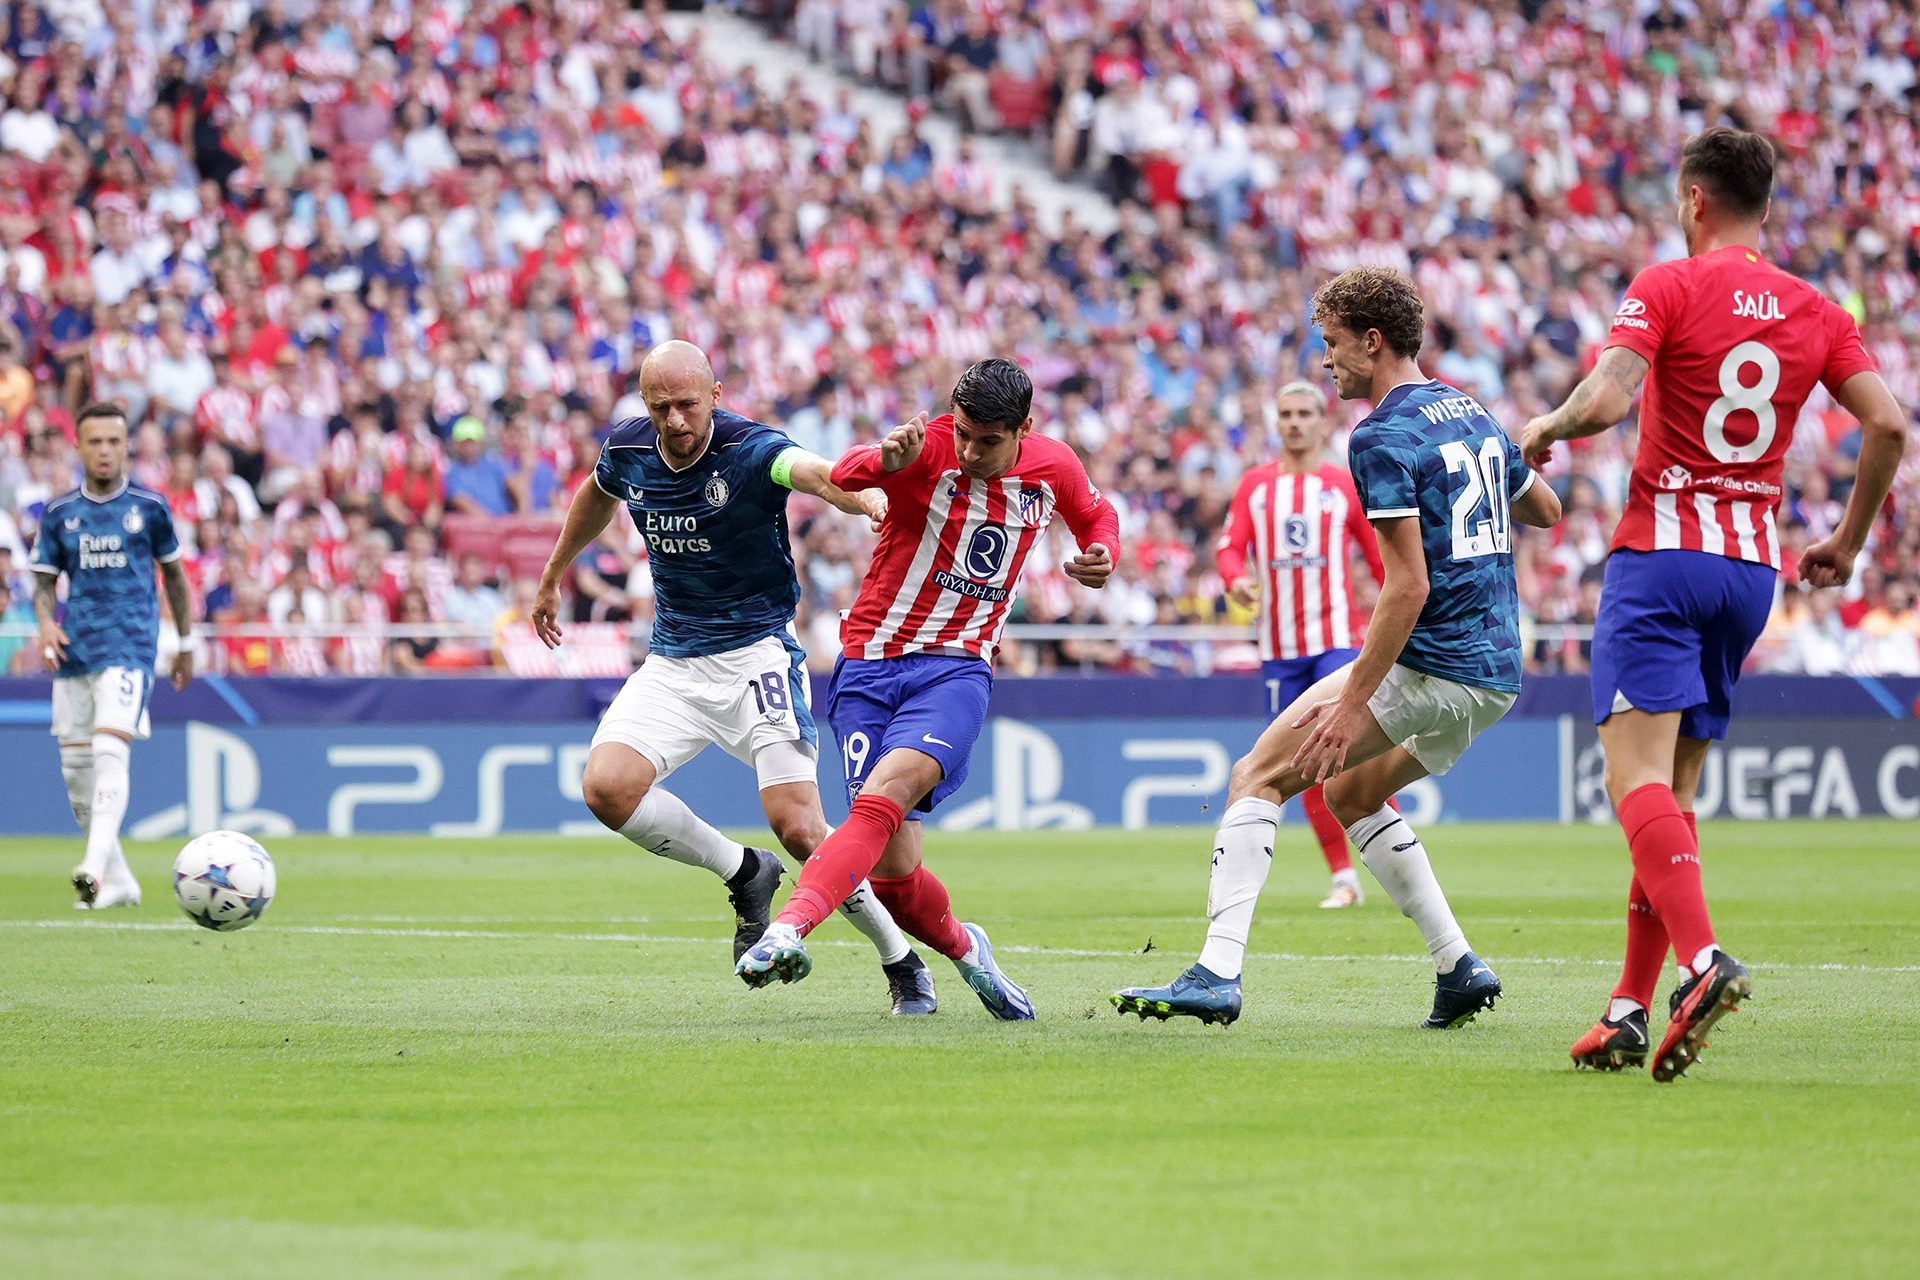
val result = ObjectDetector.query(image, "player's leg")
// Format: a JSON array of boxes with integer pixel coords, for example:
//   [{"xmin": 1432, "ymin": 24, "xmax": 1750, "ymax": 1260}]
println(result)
[
  {"xmin": 1641, "ymin": 564, "xmax": 1772, "ymax": 1080},
  {"xmin": 582, "ymin": 661, "xmax": 774, "ymax": 960},
  {"xmin": 1324, "ymin": 748, "xmax": 1499, "ymax": 1028},
  {"xmin": 52, "ymin": 678, "xmax": 97, "ymax": 904},
  {"xmin": 1305, "ymin": 648, "xmax": 1366, "ymax": 907},
  {"xmin": 1114, "ymin": 663, "xmax": 1399, "ymax": 1025},
  {"xmin": 755, "ymin": 769, "xmax": 931, "ymax": 1015},
  {"xmin": 865, "ymin": 819, "xmax": 1030, "ymax": 1019},
  {"xmin": 76, "ymin": 668, "xmax": 150, "ymax": 910}
]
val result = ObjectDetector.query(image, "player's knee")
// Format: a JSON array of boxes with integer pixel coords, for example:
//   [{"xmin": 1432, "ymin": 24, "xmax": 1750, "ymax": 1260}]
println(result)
[
  {"xmin": 768, "ymin": 808, "xmax": 827, "ymax": 859},
  {"xmin": 582, "ymin": 762, "xmax": 648, "ymax": 831},
  {"xmin": 1321, "ymin": 778, "xmax": 1374, "ymax": 828},
  {"xmin": 1226, "ymin": 755, "xmax": 1267, "ymax": 803}
]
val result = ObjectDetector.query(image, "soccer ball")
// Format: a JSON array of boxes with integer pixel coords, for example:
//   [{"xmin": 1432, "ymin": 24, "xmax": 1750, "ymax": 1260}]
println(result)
[{"xmin": 173, "ymin": 831, "xmax": 277, "ymax": 932}]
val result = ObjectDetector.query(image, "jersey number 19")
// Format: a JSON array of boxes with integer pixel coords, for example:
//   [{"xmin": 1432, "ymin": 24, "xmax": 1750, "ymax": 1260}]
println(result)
[{"xmin": 1440, "ymin": 438, "xmax": 1512, "ymax": 559}]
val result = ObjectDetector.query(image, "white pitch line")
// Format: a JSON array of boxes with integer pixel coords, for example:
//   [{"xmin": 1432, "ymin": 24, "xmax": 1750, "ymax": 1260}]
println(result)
[{"xmin": 6, "ymin": 918, "xmax": 1919, "ymax": 974}]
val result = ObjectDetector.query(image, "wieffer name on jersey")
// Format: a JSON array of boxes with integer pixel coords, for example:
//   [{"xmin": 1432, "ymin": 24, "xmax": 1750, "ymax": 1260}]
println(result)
[{"xmin": 1605, "ymin": 245, "xmax": 1878, "ymax": 570}]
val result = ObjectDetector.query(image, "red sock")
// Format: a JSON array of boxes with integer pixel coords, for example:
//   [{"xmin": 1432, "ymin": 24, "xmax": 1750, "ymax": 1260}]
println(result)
[
  {"xmin": 869, "ymin": 865, "xmax": 971, "ymax": 961},
  {"xmin": 1613, "ymin": 873, "xmax": 1669, "ymax": 1010},
  {"xmin": 1300, "ymin": 786, "xmax": 1353, "ymax": 874},
  {"xmin": 1617, "ymin": 784, "xmax": 1715, "ymax": 974},
  {"xmin": 775, "ymin": 794, "xmax": 904, "ymax": 937}
]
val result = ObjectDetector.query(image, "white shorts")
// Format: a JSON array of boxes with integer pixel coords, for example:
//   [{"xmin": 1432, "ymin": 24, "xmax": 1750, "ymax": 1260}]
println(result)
[
  {"xmin": 1365, "ymin": 663, "xmax": 1515, "ymax": 777},
  {"xmin": 51, "ymin": 667, "xmax": 153, "ymax": 742},
  {"xmin": 591, "ymin": 632, "xmax": 819, "ymax": 790}
]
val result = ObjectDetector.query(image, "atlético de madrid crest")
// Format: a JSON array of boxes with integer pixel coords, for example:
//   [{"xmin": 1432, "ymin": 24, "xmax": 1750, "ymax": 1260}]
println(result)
[
  {"xmin": 122, "ymin": 509, "xmax": 144, "ymax": 534},
  {"xmin": 704, "ymin": 474, "xmax": 730, "ymax": 508}
]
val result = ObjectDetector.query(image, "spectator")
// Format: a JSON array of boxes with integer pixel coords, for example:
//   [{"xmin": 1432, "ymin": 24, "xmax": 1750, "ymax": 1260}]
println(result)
[
  {"xmin": 443, "ymin": 416, "xmax": 513, "ymax": 517},
  {"xmin": 444, "ymin": 553, "xmax": 507, "ymax": 628}
]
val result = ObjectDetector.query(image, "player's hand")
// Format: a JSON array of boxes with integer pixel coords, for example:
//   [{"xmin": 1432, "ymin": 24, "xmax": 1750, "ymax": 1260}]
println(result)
[
  {"xmin": 1519, "ymin": 416, "xmax": 1556, "ymax": 470},
  {"xmin": 1797, "ymin": 534, "xmax": 1859, "ymax": 590},
  {"xmin": 858, "ymin": 487, "xmax": 888, "ymax": 531},
  {"xmin": 1228, "ymin": 576, "xmax": 1258, "ymax": 608},
  {"xmin": 37, "ymin": 617, "xmax": 68, "ymax": 668},
  {"xmin": 169, "ymin": 647, "xmax": 194, "ymax": 692},
  {"xmin": 1064, "ymin": 542, "xmax": 1113, "ymax": 589},
  {"xmin": 531, "ymin": 579, "xmax": 564, "ymax": 649},
  {"xmin": 880, "ymin": 413, "xmax": 928, "ymax": 473},
  {"xmin": 1290, "ymin": 695, "xmax": 1366, "ymax": 784}
]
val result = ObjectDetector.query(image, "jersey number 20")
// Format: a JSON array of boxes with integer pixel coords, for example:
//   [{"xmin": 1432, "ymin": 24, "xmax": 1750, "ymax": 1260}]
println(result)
[{"xmin": 1439, "ymin": 438, "xmax": 1512, "ymax": 559}]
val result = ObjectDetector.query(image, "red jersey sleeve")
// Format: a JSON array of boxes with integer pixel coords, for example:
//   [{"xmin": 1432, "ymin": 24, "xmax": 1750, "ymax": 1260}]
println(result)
[
  {"xmin": 1342, "ymin": 473, "xmax": 1386, "ymax": 585},
  {"xmin": 828, "ymin": 413, "xmax": 945, "ymax": 493},
  {"xmin": 1603, "ymin": 261, "xmax": 1685, "ymax": 366},
  {"xmin": 1215, "ymin": 472, "xmax": 1257, "ymax": 582},
  {"xmin": 1052, "ymin": 450, "xmax": 1120, "ymax": 554},
  {"xmin": 1820, "ymin": 303, "xmax": 1878, "ymax": 394}
]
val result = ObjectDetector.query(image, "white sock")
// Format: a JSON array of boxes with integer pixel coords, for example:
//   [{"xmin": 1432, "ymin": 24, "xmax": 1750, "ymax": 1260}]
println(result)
[
  {"xmin": 1196, "ymin": 797, "xmax": 1282, "ymax": 980},
  {"xmin": 1686, "ymin": 945, "xmax": 1719, "ymax": 978},
  {"xmin": 83, "ymin": 735, "xmax": 131, "ymax": 882},
  {"xmin": 60, "ymin": 743, "xmax": 93, "ymax": 829},
  {"xmin": 1332, "ymin": 867, "xmax": 1361, "ymax": 891},
  {"xmin": 617, "ymin": 788, "xmax": 745, "ymax": 879},
  {"xmin": 1346, "ymin": 806, "xmax": 1470, "ymax": 972},
  {"xmin": 1608, "ymin": 996, "xmax": 1645, "ymax": 1022},
  {"xmin": 838, "ymin": 880, "xmax": 911, "ymax": 964}
]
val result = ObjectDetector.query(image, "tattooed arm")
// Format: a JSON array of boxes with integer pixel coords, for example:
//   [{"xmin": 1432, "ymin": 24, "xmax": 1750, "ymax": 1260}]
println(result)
[
  {"xmin": 1519, "ymin": 346, "xmax": 1650, "ymax": 466},
  {"xmin": 160, "ymin": 558, "xmax": 195, "ymax": 691}
]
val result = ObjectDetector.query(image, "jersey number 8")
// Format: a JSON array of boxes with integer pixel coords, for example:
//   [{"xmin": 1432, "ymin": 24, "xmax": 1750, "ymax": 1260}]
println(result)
[
  {"xmin": 1439, "ymin": 437, "xmax": 1512, "ymax": 560},
  {"xmin": 1703, "ymin": 340, "xmax": 1780, "ymax": 464}
]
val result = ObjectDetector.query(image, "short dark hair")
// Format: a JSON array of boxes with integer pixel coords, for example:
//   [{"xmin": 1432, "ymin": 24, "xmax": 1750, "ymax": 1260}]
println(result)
[
  {"xmin": 76, "ymin": 403, "xmax": 128, "ymax": 434},
  {"xmin": 950, "ymin": 358, "xmax": 1033, "ymax": 428},
  {"xmin": 1679, "ymin": 128, "xmax": 1774, "ymax": 221},
  {"xmin": 1311, "ymin": 267, "xmax": 1425, "ymax": 358}
]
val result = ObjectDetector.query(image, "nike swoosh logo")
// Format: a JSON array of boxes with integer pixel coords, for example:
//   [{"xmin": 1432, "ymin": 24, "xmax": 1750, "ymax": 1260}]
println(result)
[
  {"xmin": 922, "ymin": 734, "xmax": 953, "ymax": 749},
  {"xmin": 1392, "ymin": 840, "xmax": 1417, "ymax": 852}
]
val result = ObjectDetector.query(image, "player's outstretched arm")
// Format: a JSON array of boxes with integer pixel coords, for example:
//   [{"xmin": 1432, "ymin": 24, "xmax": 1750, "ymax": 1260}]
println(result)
[
  {"xmin": 160, "ymin": 559, "xmax": 195, "ymax": 690},
  {"xmin": 1801, "ymin": 371, "xmax": 1908, "ymax": 589},
  {"xmin": 1291, "ymin": 517, "xmax": 1427, "ymax": 783},
  {"xmin": 1520, "ymin": 346, "xmax": 1649, "ymax": 466},
  {"xmin": 533, "ymin": 476, "xmax": 621, "ymax": 649},
  {"xmin": 775, "ymin": 448, "xmax": 888, "ymax": 530},
  {"xmin": 1511, "ymin": 474, "xmax": 1563, "ymax": 528}
]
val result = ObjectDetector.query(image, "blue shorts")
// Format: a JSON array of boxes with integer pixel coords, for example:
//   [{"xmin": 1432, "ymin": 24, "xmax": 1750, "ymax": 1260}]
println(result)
[
  {"xmin": 826, "ymin": 653, "xmax": 992, "ymax": 816},
  {"xmin": 1261, "ymin": 649, "xmax": 1359, "ymax": 718},
  {"xmin": 1591, "ymin": 548, "xmax": 1775, "ymax": 740}
]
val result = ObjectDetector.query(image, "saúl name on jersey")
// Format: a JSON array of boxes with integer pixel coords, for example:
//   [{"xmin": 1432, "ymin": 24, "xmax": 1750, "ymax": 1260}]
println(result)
[{"xmin": 1732, "ymin": 290, "xmax": 1784, "ymax": 321}]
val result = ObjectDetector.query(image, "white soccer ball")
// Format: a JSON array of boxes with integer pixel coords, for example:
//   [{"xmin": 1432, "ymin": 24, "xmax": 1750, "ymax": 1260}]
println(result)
[{"xmin": 173, "ymin": 831, "xmax": 277, "ymax": 932}]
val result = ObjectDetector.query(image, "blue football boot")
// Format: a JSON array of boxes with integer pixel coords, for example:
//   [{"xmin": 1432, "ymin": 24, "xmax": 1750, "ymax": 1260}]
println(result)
[
  {"xmin": 1423, "ymin": 951, "xmax": 1502, "ymax": 1028},
  {"xmin": 954, "ymin": 923, "xmax": 1034, "ymax": 1020},
  {"xmin": 883, "ymin": 950, "xmax": 938, "ymax": 1016},
  {"xmin": 735, "ymin": 923, "xmax": 812, "ymax": 988},
  {"xmin": 1111, "ymin": 964, "xmax": 1243, "ymax": 1027}
]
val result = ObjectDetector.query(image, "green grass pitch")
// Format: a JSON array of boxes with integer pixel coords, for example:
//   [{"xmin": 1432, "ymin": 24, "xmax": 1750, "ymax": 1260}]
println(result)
[{"xmin": 3, "ymin": 821, "xmax": 1917, "ymax": 1279}]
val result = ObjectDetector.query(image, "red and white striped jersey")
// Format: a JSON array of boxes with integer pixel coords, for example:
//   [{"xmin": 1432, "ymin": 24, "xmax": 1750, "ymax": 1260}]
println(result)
[
  {"xmin": 1605, "ymin": 246, "xmax": 1878, "ymax": 569},
  {"xmin": 832, "ymin": 415, "xmax": 1120, "ymax": 666},
  {"xmin": 1217, "ymin": 462, "xmax": 1384, "ymax": 661}
]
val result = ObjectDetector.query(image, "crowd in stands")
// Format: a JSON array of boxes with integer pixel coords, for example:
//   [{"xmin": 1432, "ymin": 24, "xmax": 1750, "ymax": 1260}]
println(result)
[{"xmin": 1, "ymin": 0, "xmax": 1917, "ymax": 678}]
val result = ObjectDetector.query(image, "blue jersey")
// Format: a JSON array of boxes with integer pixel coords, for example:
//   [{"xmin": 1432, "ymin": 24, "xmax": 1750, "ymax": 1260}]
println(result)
[
  {"xmin": 29, "ymin": 482, "xmax": 181, "ymax": 676},
  {"xmin": 1348, "ymin": 381, "xmax": 1535, "ymax": 694},
  {"xmin": 593, "ymin": 410, "xmax": 807, "ymax": 659}
]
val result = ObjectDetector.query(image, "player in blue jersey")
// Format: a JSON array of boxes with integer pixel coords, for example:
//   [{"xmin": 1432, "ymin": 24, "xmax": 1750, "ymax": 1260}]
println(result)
[
  {"xmin": 31, "ymin": 404, "xmax": 195, "ymax": 910},
  {"xmin": 1115, "ymin": 267, "xmax": 1562, "ymax": 1029},
  {"xmin": 532, "ymin": 341, "xmax": 935, "ymax": 1014}
]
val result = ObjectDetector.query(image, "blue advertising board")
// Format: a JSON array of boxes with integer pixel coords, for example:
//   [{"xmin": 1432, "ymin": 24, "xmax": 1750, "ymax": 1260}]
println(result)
[{"xmin": 1, "ymin": 675, "xmax": 1912, "ymax": 835}]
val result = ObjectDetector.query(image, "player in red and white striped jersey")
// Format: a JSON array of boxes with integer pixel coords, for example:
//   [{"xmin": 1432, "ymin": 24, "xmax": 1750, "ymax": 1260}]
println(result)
[
  {"xmin": 1524, "ymin": 129, "xmax": 1908, "ymax": 1079},
  {"xmin": 1218, "ymin": 382, "xmax": 1385, "ymax": 908},
  {"xmin": 739, "ymin": 359, "xmax": 1120, "ymax": 1017}
]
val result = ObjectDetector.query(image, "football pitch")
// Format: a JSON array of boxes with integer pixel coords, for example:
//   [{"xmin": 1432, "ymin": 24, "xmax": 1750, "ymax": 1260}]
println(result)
[{"xmin": 3, "ymin": 822, "xmax": 1916, "ymax": 1279}]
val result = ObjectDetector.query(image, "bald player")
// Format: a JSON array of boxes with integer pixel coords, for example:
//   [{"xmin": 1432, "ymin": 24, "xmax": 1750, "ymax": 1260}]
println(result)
[{"xmin": 533, "ymin": 342, "xmax": 939, "ymax": 1014}]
